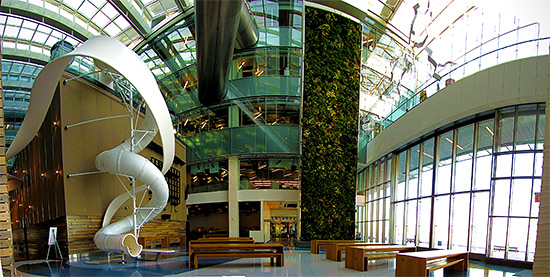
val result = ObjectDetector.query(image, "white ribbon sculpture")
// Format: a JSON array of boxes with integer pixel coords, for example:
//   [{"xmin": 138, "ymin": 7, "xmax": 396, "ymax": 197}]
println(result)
[{"xmin": 6, "ymin": 36, "xmax": 175, "ymax": 257}]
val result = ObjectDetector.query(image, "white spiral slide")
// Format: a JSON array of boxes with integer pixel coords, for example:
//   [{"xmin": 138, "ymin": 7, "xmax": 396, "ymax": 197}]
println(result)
[{"xmin": 6, "ymin": 36, "xmax": 175, "ymax": 257}]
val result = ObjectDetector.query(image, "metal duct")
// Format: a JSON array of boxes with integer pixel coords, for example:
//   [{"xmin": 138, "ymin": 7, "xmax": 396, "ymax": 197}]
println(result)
[
  {"xmin": 196, "ymin": 0, "xmax": 259, "ymax": 106},
  {"xmin": 235, "ymin": 0, "xmax": 260, "ymax": 50}
]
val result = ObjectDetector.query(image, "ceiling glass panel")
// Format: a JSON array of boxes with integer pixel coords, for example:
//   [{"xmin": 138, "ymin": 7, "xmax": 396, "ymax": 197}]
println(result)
[
  {"xmin": 0, "ymin": 12, "xmax": 82, "ymax": 61},
  {"xmin": 103, "ymin": 3, "xmax": 118, "ymax": 18},
  {"xmin": 64, "ymin": 0, "xmax": 83, "ymax": 10},
  {"xmin": 78, "ymin": 1, "xmax": 97, "ymax": 18},
  {"xmin": 4, "ymin": 0, "xmax": 148, "ymax": 46},
  {"xmin": 92, "ymin": 11, "xmax": 110, "ymax": 28}
]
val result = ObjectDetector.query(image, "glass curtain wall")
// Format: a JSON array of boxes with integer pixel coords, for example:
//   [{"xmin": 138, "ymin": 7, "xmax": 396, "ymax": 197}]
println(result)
[
  {"xmin": 362, "ymin": 155, "xmax": 390, "ymax": 243},
  {"xmin": 361, "ymin": 103, "xmax": 544, "ymax": 262},
  {"xmin": 488, "ymin": 104, "xmax": 543, "ymax": 262}
]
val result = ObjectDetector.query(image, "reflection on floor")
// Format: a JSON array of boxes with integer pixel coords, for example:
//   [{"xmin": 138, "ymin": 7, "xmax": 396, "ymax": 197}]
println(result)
[{"xmin": 15, "ymin": 247, "xmax": 532, "ymax": 276}]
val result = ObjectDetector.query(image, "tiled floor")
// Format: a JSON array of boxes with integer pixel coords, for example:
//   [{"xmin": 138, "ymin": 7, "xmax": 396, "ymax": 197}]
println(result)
[{"xmin": 15, "ymin": 247, "xmax": 532, "ymax": 276}]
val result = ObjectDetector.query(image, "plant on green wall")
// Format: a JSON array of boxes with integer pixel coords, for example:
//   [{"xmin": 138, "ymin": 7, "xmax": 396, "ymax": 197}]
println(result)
[{"xmin": 301, "ymin": 7, "xmax": 361, "ymax": 241}]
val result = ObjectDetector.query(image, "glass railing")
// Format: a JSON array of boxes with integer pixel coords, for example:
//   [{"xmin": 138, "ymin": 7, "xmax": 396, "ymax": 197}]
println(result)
[
  {"xmin": 189, "ymin": 181, "xmax": 228, "ymax": 193},
  {"xmin": 227, "ymin": 76, "xmax": 301, "ymax": 98},
  {"xmin": 183, "ymin": 125, "xmax": 300, "ymax": 162},
  {"xmin": 359, "ymin": 35, "xmax": 550, "ymax": 160}
]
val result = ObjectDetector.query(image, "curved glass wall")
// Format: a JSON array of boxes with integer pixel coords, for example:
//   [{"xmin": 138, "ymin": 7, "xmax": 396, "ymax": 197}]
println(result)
[
  {"xmin": 239, "ymin": 158, "xmax": 299, "ymax": 190},
  {"xmin": 184, "ymin": 125, "xmax": 299, "ymax": 162},
  {"xmin": 143, "ymin": 0, "xmax": 305, "ymax": 194},
  {"xmin": 358, "ymin": 155, "xmax": 391, "ymax": 243},
  {"xmin": 358, "ymin": 1, "xmax": 550, "ymax": 160},
  {"xmin": 135, "ymin": 1, "xmax": 303, "ymax": 116},
  {"xmin": 358, "ymin": 103, "xmax": 544, "ymax": 263},
  {"xmin": 189, "ymin": 157, "xmax": 299, "ymax": 193},
  {"xmin": 137, "ymin": 0, "xmax": 304, "ymax": 166},
  {"xmin": 249, "ymin": 0, "xmax": 303, "ymax": 48}
]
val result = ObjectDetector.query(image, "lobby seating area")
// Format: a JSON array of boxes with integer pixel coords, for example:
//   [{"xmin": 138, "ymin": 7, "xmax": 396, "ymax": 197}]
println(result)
[{"xmin": 14, "ymin": 245, "xmax": 533, "ymax": 276}]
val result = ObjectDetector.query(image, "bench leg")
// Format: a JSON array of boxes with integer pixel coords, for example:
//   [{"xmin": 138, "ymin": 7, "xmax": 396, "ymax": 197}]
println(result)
[
  {"xmin": 161, "ymin": 237, "xmax": 169, "ymax": 248},
  {"xmin": 451, "ymin": 257, "xmax": 468, "ymax": 271},
  {"xmin": 279, "ymin": 255, "xmax": 284, "ymax": 266}
]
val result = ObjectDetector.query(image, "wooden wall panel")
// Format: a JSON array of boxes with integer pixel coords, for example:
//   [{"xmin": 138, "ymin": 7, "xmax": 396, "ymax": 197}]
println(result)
[
  {"xmin": 66, "ymin": 215, "xmax": 185, "ymax": 254},
  {"xmin": 0, "ymin": 62, "xmax": 15, "ymax": 273},
  {"xmin": 11, "ymin": 216, "xmax": 67, "ymax": 260},
  {"xmin": 11, "ymin": 89, "xmax": 65, "ymax": 225},
  {"xmin": 60, "ymin": 73, "xmax": 187, "ymax": 255},
  {"xmin": 9, "ymin": 70, "xmax": 187, "ymax": 259}
]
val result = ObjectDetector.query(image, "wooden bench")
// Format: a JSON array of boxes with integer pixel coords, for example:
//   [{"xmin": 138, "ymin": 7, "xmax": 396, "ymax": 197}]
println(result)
[
  {"xmin": 395, "ymin": 250, "xmax": 469, "ymax": 277},
  {"xmin": 345, "ymin": 245, "xmax": 416, "ymax": 272},
  {"xmin": 310, "ymin": 240, "xmax": 362, "ymax": 254},
  {"xmin": 192, "ymin": 251, "xmax": 283, "ymax": 269},
  {"xmin": 164, "ymin": 235, "xmax": 186, "ymax": 248},
  {"xmin": 203, "ymin": 233, "xmax": 230, "ymax": 238},
  {"xmin": 189, "ymin": 243, "xmax": 284, "ymax": 268},
  {"xmin": 326, "ymin": 242, "xmax": 387, "ymax": 261},
  {"xmin": 196, "ymin": 237, "xmax": 253, "ymax": 242},
  {"xmin": 137, "ymin": 249, "xmax": 176, "ymax": 261},
  {"xmin": 138, "ymin": 236, "xmax": 165, "ymax": 248},
  {"xmin": 138, "ymin": 235, "xmax": 186, "ymax": 248}
]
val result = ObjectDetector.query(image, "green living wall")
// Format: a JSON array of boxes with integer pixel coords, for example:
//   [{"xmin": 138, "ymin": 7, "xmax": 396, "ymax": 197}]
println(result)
[{"xmin": 301, "ymin": 7, "xmax": 361, "ymax": 240}]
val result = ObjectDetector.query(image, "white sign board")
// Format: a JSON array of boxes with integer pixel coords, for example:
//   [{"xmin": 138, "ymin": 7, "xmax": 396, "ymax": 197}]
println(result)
[{"xmin": 48, "ymin": 227, "xmax": 58, "ymax": 246}]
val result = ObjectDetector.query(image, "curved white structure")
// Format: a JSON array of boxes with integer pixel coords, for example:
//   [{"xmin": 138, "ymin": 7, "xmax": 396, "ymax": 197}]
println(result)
[{"xmin": 7, "ymin": 36, "xmax": 175, "ymax": 257}]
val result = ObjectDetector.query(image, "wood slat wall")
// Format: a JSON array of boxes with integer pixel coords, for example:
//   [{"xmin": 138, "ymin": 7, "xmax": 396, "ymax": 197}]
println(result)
[
  {"xmin": 67, "ymin": 215, "xmax": 186, "ymax": 254},
  {"xmin": 0, "ymin": 69, "xmax": 15, "ymax": 274},
  {"xmin": 533, "ymin": 61, "xmax": 550, "ymax": 276},
  {"xmin": 12, "ymin": 216, "xmax": 67, "ymax": 260}
]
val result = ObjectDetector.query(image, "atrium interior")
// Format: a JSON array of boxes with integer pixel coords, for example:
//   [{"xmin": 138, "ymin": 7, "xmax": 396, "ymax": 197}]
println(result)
[{"xmin": 0, "ymin": 0, "xmax": 549, "ymax": 276}]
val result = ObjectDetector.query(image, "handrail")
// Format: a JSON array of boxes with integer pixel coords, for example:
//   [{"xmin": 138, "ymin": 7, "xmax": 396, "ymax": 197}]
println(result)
[{"xmin": 361, "ymin": 36, "xmax": 550, "ymax": 143}]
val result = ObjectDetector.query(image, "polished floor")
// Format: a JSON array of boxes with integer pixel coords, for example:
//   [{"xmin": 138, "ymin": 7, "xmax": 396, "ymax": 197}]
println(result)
[{"xmin": 15, "ymin": 247, "xmax": 533, "ymax": 276}]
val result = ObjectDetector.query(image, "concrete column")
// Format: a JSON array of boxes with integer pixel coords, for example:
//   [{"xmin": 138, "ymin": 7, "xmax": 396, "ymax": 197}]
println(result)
[
  {"xmin": 533, "ymin": 56, "xmax": 550, "ymax": 276},
  {"xmin": 264, "ymin": 201, "xmax": 272, "ymax": 242},
  {"xmin": 260, "ymin": 200, "xmax": 265, "ymax": 242},
  {"xmin": 228, "ymin": 156, "xmax": 240, "ymax": 237}
]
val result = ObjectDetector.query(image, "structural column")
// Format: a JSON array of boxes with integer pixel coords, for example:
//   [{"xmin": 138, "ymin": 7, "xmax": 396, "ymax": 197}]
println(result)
[
  {"xmin": 533, "ymin": 56, "xmax": 550, "ymax": 276},
  {"xmin": 260, "ymin": 200, "xmax": 265, "ymax": 242},
  {"xmin": 228, "ymin": 156, "xmax": 240, "ymax": 237}
]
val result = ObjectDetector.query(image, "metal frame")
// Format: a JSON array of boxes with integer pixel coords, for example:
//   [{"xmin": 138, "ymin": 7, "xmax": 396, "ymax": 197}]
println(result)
[
  {"xmin": 62, "ymin": 71, "xmax": 157, "ymax": 239},
  {"xmin": 372, "ymin": 103, "xmax": 543, "ymax": 263}
]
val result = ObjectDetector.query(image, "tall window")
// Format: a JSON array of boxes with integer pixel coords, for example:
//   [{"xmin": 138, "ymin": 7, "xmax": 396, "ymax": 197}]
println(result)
[
  {"xmin": 375, "ymin": 103, "xmax": 544, "ymax": 262},
  {"xmin": 363, "ymin": 155, "xmax": 391, "ymax": 243},
  {"xmin": 433, "ymin": 130, "xmax": 453, "ymax": 249},
  {"xmin": 418, "ymin": 139, "xmax": 434, "ymax": 248},
  {"xmin": 489, "ymin": 104, "xmax": 543, "ymax": 261},
  {"xmin": 392, "ymin": 151, "xmax": 407, "ymax": 244},
  {"xmin": 470, "ymin": 119, "xmax": 493, "ymax": 254},
  {"xmin": 450, "ymin": 125, "xmax": 474, "ymax": 251}
]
